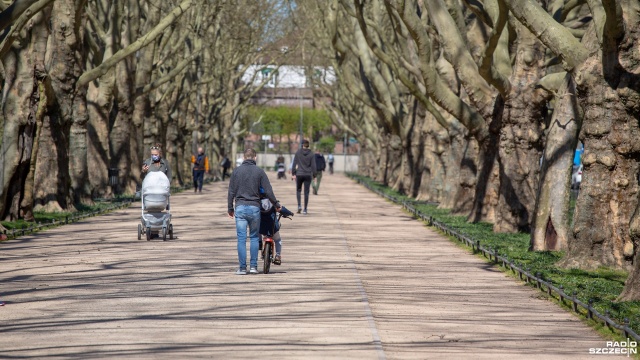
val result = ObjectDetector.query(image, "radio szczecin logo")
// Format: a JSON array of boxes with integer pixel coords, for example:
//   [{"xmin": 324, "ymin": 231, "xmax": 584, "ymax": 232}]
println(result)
[{"xmin": 589, "ymin": 339, "xmax": 638, "ymax": 356}]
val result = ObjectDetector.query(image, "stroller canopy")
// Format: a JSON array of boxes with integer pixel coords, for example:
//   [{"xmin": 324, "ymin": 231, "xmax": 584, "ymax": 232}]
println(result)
[{"xmin": 142, "ymin": 172, "xmax": 170, "ymax": 211}]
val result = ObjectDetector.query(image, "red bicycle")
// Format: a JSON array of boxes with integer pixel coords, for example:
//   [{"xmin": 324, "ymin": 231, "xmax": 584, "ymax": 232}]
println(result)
[{"xmin": 262, "ymin": 206, "xmax": 294, "ymax": 274}]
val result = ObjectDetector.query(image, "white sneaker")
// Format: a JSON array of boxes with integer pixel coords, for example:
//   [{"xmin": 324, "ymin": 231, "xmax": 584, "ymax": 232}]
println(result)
[
  {"xmin": 235, "ymin": 268, "xmax": 247, "ymax": 275},
  {"xmin": 249, "ymin": 267, "xmax": 259, "ymax": 274}
]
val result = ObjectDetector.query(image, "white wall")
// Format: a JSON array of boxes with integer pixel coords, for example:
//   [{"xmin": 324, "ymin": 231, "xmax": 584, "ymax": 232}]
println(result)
[
  {"xmin": 236, "ymin": 153, "xmax": 359, "ymax": 173},
  {"xmin": 241, "ymin": 65, "xmax": 336, "ymax": 88}
]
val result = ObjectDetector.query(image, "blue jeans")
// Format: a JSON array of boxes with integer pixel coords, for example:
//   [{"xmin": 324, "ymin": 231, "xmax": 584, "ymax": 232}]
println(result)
[
  {"xmin": 235, "ymin": 205, "xmax": 261, "ymax": 269},
  {"xmin": 193, "ymin": 170, "xmax": 204, "ymax": 191}
]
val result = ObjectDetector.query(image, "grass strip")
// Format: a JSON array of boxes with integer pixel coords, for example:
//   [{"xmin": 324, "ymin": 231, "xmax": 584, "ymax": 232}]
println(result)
[
  {"xmin": 1, "ymin": 178, "xmax": 215, "ymax": 239},
  {"xmin": 348, "ymin": 173, "xmax": 640, "ymax": 340}
]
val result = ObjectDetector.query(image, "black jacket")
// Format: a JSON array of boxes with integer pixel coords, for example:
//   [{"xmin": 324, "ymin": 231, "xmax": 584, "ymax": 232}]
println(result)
[
  {"xmin": 228, "ymin": 159, "xmax": 278, "ymax": 212},
  {"xmin": 315, "ymin": 153, "xmax": 326, "ymax": 171},
  {"xmin": 292, "ymin": 148, "xmax": 317, "ymax": 177}
]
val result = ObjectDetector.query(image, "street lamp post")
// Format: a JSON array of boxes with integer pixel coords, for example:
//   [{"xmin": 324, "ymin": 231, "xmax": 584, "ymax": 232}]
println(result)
[{"xmin": 299, "ymin": 88, "xmax": 304, "ymax": 147}]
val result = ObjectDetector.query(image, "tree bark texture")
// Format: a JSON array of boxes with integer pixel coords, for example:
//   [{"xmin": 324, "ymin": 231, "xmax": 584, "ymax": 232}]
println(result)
[
  {"xmin": 0, "ymin": 10, "xmax": 49, "ymax": 219},
  {"xmin": 47, "ymin": 0, "xmax": 88, "ymax": 205},
  {"xmin": 562, "ymin": 18, "xmax": 640, "ymax": 271},
  {"xmin": 494, "ymin": 23, "xmax": 546, "ymax": 233},
  {"xmin": 531, "ymin": 74, "xmax": 581, "ymax": 251}
]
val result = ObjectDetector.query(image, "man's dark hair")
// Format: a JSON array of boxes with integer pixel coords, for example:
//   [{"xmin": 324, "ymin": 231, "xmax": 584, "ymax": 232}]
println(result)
[
  {"xmin": 244, "ymin": 148, "xmax": 257, "ymax": 159},
  {"xmin": 302, "ymin": 140, "xmax": 310, "ymax": 148}
]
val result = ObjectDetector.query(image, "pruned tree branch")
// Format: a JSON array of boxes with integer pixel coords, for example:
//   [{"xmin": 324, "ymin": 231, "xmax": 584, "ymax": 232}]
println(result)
[{"xmin": 77, "ymin": 0, "xmax": 194, "ymax": 88}]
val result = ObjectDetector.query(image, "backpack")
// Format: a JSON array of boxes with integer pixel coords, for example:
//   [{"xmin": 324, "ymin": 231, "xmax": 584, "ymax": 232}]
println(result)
[
  {"xmin": 327, "ymin": 154, "xmax": 334, "ymax": 163},
  {"xmin": 259, "ymin": 186, "xmax": 273, "ymax": 213},
  {"xmin": 195, "ymin": 154, "xmax": 205, "ymax": 168}
]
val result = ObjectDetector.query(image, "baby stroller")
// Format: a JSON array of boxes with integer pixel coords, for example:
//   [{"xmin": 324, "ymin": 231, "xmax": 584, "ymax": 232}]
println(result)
[
  {"xmin": 276, "ymin": 162, "xmax": 286, "ymax": 180},
  {"xmin": 137, "ymin": 171, "xmax": 173, "ymax": 241}
]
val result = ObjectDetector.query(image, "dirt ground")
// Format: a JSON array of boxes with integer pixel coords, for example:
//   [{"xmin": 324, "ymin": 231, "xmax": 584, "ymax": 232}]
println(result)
[{"xmin": 0, "ymin": 173, "xmax": 612, "ymax": 359}]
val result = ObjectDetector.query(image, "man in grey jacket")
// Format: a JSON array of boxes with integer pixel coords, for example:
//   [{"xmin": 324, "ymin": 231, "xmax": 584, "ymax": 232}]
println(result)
[
  {"xmin": 228, "ymin": 148, "xmax": 280, "ymax": 275},
  {"xmin": 292, "ymin": 140, "xmax": 317, "ymax": 215}
]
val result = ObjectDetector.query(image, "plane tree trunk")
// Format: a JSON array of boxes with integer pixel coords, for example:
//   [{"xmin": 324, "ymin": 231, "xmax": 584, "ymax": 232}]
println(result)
[{"xmin": 494, "ymin": 23, "xmax": 547, "ymax": 233}]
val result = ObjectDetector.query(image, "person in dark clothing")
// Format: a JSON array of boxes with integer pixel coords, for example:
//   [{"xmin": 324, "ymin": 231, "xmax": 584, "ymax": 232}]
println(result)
[
  {"xmin": 312, "ymin": 151, "xmax": 326, "ymax": 195},
  {"xmin": 259, "ymin": 187, "xmax": 284, "ymax": 265},
  {"xmin": 141, "ymin": 143, "xmax": 172, "ymax": 183},
  {"xmin": 191, "ymin": 147, "xmax": 209, "ymax": 193},
  {"xmin": 292, "ymin": 140, "xmax": 317, "ymax": 215},
  {"xmin": 228, "ymin": 148, "xmax": 280, "ymax": 275},
  {"xmin": 221, "ymin": 155, "xmax": 231, "ymax": 180}
]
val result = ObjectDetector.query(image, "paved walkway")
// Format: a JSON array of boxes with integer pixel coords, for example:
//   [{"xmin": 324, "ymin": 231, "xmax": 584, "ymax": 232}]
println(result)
[{"xmin": 0, "ymin": 173, "xmax": 609, "ymax": 358}]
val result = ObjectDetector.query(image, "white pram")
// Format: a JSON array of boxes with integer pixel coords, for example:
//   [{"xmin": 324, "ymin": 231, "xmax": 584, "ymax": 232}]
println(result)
[{"xmin": 137, "ymin": 171, "xmax": 173, "ymax": 241}]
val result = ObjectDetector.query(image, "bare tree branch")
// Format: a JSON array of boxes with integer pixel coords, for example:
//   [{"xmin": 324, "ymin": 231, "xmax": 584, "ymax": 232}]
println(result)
[
  {"xmin": 0, "ymin": 0, "xmax": 51, "ymax": 32},
  {"xmin": 77, "ymin": 0, "xmax": 194, "ymax": 88},
  {"xmin": 502, "ymin": 0, "xmax": 588, "ymax": 70}
]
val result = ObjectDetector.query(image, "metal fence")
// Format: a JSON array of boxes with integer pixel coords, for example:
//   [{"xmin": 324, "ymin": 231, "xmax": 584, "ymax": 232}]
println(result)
[{"xmin": 347, "ymin": 173, "xmax": 640, "ymax": 342}]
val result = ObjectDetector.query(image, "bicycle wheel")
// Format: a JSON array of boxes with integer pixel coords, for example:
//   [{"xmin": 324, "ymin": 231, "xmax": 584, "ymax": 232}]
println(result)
[{"xmin": 263, "ymin": 242, "xmax": 272, "ymax": 274}]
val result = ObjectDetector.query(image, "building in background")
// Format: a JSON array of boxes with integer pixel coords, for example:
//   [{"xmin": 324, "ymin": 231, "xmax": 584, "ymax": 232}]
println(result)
[{"xmin": 239, "ymin": 43, "xmax": 358, "ymax": 156}]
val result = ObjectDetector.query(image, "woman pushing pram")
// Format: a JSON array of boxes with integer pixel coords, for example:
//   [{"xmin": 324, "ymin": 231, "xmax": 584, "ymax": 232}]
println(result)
[
  {"xmin": 276, "ymin": 155, "xmax": 286, "ymax": 180},
  {"xmin": 138, "ymin": 144, "xmax": 174, "ymax": 241}
]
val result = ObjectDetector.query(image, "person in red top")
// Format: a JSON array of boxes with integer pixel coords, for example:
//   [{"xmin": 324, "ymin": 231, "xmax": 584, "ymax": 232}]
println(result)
[{"xmin": 191, "ymin": 147, "xmax": 210, "ymax": 193}]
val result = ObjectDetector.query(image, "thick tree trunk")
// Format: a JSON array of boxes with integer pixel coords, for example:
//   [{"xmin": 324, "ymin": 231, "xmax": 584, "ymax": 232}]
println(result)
[
  {"xmin": 494, "ymin": 24, "xmax": 546, "ymax": 233},
  {"xmin": 47, "ymin": 0, "xmax": 89, "ymax": 205},
  {"xmin": 531, "ymin": 74, "xmax": 581, "ymax": 251},
  {"xmin": 613, "ymin": 4, "xmax": 640, "ymax": 300},
  {"xmin": 86, "ymin": 79, "xmax": 115, "ymax": 198},
  {"xmin": 468, "ymin": 96, "xmax": 503, "ymax": 223},
  {"xmin": 110, "ymin": 58, "xmax": 135, "ymax": 194},
  {"xmin": 452, "ymin": 135, "xmax": 483, "ymax": 215},
  {"xmin": 35, "ymin": 3, "xmax": 76, "ymax": 211},
  {"xmin": 416, "ymin": 113, "xmax": 444, "ymax": 202},
  {"xmin": 33, "ymin": 109, "xmax": 73, "ymax": 212},
  {"xmin": 19, "ymin": 81, "xmax": 48, "ymax": 221},
  {"xmin": 86, "ymin": 16, "xmax": 116, "ymax": 198},
  {"xmin": 619, "ymin": 248, "xmax": 640, "ymax": 301},
  {"xmin": 560, "ymin": 24, "xmax": 640, "ymax": 270},
  {"xmin": 0, "ymin": 11, "xmax": 49, "ymax": 220}
]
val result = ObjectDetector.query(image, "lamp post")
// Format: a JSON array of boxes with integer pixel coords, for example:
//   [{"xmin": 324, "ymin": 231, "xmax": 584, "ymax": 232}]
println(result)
[
  {"xmin": 261, "ymin": 134, "xmax": 271, "ymax": 167},
  {"xmin": 299, "ymin": 88, "xmax": 304, "ymax": 147}
]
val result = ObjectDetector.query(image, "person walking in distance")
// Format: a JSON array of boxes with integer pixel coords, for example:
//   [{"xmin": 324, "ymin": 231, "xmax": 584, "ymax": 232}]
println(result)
[
  {"xmin": 221, "ymin": 155, "xmax": 231, "ymax": 181},
  {"xmin": 191, "ymin": 147, "xmax": 209, "ymax": 193},
  {"xmin": 228, "ymin": 148, "xmax": 280, "ymax": 275},
  {"xmin": 312, "ymin": 150, "xmax": 326, "ymax": 195},
  {"xmin": 327, "ymin": 153, "xmax": 335, "ymax": 174},
  {"xmin": 292, "ymin": 140, "xmax": 316, "ymax": 215}
]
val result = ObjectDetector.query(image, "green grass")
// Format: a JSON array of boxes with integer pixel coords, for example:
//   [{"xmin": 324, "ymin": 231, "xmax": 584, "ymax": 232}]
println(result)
[
  {"xmin": 1, "ymin": 202, "xmax": 122, "ymax": 231},
  {"xmin": 1, "ymin": 178, "xmax": 213, "ymax": 234},
  {"xmin": 349, "ymin": 173, "xmax": 640, "ymax": 339}
]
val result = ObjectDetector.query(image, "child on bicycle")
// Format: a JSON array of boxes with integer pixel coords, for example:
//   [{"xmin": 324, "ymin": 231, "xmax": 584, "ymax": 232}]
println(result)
[{"xmin": 259, "ymin": 187, "xmax": 289, "ymax": 265}]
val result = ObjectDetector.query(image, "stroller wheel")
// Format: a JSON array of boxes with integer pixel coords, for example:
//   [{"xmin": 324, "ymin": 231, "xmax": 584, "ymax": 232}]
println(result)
[
  {"xmin": 169, "ymin": 224, "xmax": 174, "ymax": 240},
  {"xmin": 162, "ymin": 227, "xmax": 167, "ymax": 241},
  {"xmin": 146, "ymin": 227, "xmax": 151, "ymax": 241},
  {"xmin": 137, "ymin": 224, "xmax": 142, "ymax": 240}
]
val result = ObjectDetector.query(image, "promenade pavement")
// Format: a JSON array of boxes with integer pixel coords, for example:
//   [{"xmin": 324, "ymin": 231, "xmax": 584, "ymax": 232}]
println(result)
[{"xmin": 0, "ymin": 173, "xmax": 610, "ymax": 359}]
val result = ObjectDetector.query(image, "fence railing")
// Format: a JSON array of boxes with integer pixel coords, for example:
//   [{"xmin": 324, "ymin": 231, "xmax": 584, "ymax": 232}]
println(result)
[
  {"xmin": 2, "ymin": 177, "xmax": 215, "ymax": 241},
  {"xmin": 347, "ymin": 173, "xmax": 640, "ymax": 342}
]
